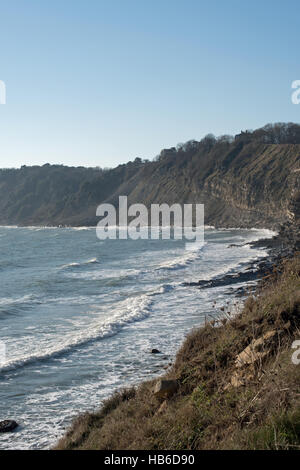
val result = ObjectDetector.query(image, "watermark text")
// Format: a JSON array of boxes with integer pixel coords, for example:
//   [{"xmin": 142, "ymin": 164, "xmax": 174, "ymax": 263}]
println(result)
[
  {"xmin": 0, "ymin": 341, "xmax": 6, "ymax": 366},
  {"xmin": 96, "ymin": 197, "xmax": 204, "ymax": 251},
  {"xmin": 291, "ymin": 80, "xmax": 300, "ymax": 104},
  {"xmin": 0, "ymin": 80, "xmax": 6, "ymax": 104},
  {"xmin": 291, "ymin": 340, "xmax": 300, "ymax": 365}
]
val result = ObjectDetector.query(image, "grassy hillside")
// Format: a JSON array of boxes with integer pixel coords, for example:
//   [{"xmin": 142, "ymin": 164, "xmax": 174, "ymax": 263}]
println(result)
[
  {"xmin": 55, "ymin": 255, "xmax": 300, "ymax": 450},
  {"xmin": 0, "ymin": 123, "xmax": 299, "ymax": 228}
]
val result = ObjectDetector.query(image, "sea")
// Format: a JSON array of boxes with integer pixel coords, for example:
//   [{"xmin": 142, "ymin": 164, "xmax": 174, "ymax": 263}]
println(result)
[{"xmin": 0, "ymin": 226, "xmax": 275, "ymax": 449}]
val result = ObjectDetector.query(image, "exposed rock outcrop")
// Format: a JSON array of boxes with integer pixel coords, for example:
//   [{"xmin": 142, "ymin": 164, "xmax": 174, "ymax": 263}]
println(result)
[
  {"xmin": 225, "ymin": 330, "xmax": 283, "ymax": 390},
  {"xmin": 0, "ymin": 420, "xmax": 18, "ymax": 433},
  {"xmin": 154, "ymin": 380, "xmax": 178, "ymax": 398},
  {"xmin": 235, "ymin": 330, "xmax": 278, "ymax": 368}
]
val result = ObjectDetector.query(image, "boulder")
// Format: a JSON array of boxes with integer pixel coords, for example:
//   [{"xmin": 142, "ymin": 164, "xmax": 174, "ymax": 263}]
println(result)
[
  {"xmin": 0, "ymin": 420, "xmax": 18, "ymax": 433},
  {"xmin": 154, "ymin": 379, "xmax": 178, "ymax": 398}
]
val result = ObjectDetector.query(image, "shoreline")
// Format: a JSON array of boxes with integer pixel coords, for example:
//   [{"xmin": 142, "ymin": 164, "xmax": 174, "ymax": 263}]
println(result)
[
  {"xmin": 0, "ymin": 225, "xmax": 297, "ymax": 449},
  {"xmin": 55, "ymin": 249, "xmax": 300, "ymax": 450},
  {"xmin": 53, "ymin": 225, "xmax": 300, "ymax": 450}
]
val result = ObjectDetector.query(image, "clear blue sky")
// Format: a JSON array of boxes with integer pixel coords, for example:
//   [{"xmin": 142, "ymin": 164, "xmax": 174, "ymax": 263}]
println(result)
[{"xmin": 0, "ymin": 0, "xmax": 299, "ymax": 168}]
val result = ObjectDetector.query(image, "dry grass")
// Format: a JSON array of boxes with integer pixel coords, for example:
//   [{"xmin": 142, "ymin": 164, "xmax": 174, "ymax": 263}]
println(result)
[{"xmin": 55, "ymin": 255, "xmax": 300, "ymax": 450}]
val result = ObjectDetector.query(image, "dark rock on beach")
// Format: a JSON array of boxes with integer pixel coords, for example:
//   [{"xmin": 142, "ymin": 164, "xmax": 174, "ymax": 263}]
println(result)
[
  {"xmin": 184, "ymin": 254, "xmax": 276, "ymax": 290},
  {"xmin": 0, "ymin": 420, "xmax": 18, "ymax": 433},
  {"xmin": 185, "ymin": 217, "xmax": 300, "ymax": 294}
]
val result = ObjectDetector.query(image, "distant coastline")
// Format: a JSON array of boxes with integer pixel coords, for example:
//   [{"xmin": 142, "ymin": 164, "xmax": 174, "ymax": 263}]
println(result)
[{"xmin": 0, "ymin": 123, "xmax": 299, "ymax": 229}]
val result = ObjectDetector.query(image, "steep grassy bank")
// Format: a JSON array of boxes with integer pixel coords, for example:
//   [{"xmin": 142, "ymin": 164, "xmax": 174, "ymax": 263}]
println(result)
[{"xmin": 56, "ymin": 255, "xmax": 300, "ymax": 450}]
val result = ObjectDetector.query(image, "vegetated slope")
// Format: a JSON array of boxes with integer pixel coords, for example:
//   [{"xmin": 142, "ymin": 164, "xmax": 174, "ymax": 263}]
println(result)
[
  {"xmin": 0, "ymin": 161, "xmax": 144, "ymax": 226},
  {"xmin": 0, "ymin": 122, "xmax": 299, "ymax": 228},
  {"xmin": 55, "ymin": 255, "xmax": 300, "ymax": 450}
]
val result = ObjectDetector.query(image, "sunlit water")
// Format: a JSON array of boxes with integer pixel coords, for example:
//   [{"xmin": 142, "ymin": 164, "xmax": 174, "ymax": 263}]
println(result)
[{"xmin": 0, "ymin": 226, "xmax": 274, "ymax": 449}]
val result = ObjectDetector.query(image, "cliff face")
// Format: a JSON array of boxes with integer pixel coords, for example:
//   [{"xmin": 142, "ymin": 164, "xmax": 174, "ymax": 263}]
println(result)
[
  {"xmin": 121, "ymin": 142, "xmax": 300, "ymax": 229},
  {"xmin": 0, "ymin": 123, "xmax": 299, "ymax": 229}
]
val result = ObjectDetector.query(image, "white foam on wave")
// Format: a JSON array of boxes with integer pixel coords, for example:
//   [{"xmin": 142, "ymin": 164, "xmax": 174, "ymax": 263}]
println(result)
[
  {"xmin": 86, "ymin": 257, "xmax": 98, "ymax": 264},
  {"xmin": 155, "ymin": 242, "xmax": 207, "ymax": 272},
  {"xmin": 213, "ymin": 227, "xmax": 277, "ymax": 236},
  {"xmin": 60, "ymin": 258, "xmax": 99, "ymax": 269},
  {"xmin": 197, "ymin": 244, "xmax": 270, "ymax": 282},
  {"xmin": 0, "ymin": 294, "xmax": 38, "ymax": 307},
  {"xmin": 61, "ymin": 262, "xmax": 81, "ymax": 268},
  {"xmin": 69, "ymin": 226, "xmax": 94, "ymax": 231},
  {"xmin": 65, "ymin": 267, "xmax": 141, "ymax": 281},
  {"xmin": 243, "ymin": 229, "xmax": 277, "ymax": 243},
  {"xmin": 148, "ymin": 283, "xmax": 177, "ymax": 295},
  {"xmin": 199, "ymin": 254, "xmax": 266, "ymax": 281},
  {"xmin": 0, "ymin": 293, "xmax": 154, "ymax": 373}
]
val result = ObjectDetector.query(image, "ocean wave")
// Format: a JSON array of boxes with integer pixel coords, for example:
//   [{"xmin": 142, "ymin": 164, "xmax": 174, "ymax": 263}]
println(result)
[
  {"xmin": 60, "ymin": 258, "xmax": 99, "ymax": 269},
  {"xmin": 213, "ymin": 227, "xmax": 277, "ymax": 237},
  {"xmin": 155, "ymin": 242, "xmax": 207, "ymax": 272},
  {"xmin": 195, "ymin": 246, "xmax": 269, "ymax": 282},
  {"xmin": 0, "ymin": 294, "xmax": 39, "ymax": 307},
  {"xmin": 65, "ymin": 267, "xmax": 142, "ymax": 282},
  {"xmin": 0, "ymin": 294, "xmax": 154, "ymax": 373},
  {"xmin": 148, "ymin": 283, "xmax": 177, "ymax": 295}
]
